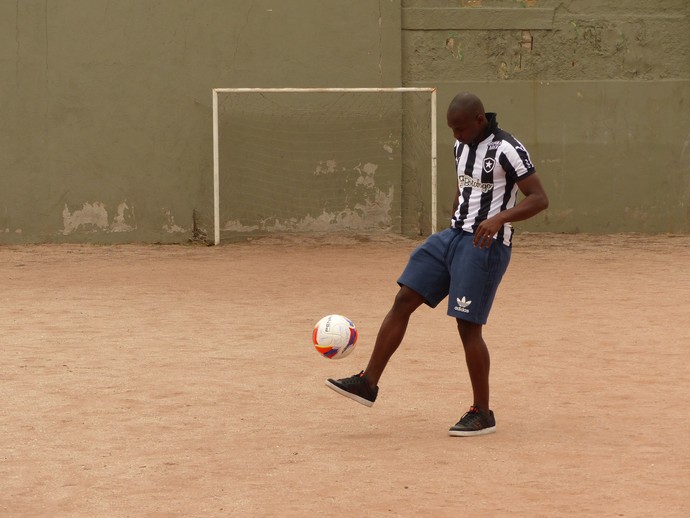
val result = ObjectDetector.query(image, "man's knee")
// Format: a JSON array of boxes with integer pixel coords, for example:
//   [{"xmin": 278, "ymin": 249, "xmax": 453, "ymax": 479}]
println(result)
[
  {"xmin": 392, "ymin": 285, "xmax": 425, "ymax": 314},
  {"xmin": 456, "ymin": 318, "xmax": 483, "ymax": 342}
]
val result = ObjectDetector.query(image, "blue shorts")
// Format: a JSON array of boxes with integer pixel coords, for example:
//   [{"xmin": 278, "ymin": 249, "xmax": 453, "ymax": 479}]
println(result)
[{"xmin": 397, "ymin": 228, "xmax": 511, "ymax": 324}]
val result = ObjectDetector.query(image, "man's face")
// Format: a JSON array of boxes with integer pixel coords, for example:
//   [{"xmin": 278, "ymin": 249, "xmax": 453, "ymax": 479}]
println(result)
[{"xmin": 447, "ymin": 109, "xmax": 485, "ymax": 146}]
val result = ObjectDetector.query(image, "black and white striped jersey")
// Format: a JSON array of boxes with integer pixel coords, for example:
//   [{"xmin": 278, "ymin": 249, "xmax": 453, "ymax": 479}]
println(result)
[{"xmin": 451, "ymin": 113, "xmax": 536, "ymax": 246}]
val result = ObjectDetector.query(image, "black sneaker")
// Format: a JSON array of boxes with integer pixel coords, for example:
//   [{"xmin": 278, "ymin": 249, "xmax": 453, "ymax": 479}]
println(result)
[
  {"xmin": 448, "ymin": 406, "xmax": 496, "ymax": 436},
  {"xmin": 325, "ymin": 371, "xmax": 378, "ymax": 407}
]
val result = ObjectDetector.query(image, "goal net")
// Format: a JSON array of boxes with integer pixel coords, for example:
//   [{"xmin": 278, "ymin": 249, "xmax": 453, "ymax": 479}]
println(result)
[{"xmin": 212, "ymin": 87, "xmax": 437, "ymax": 245}]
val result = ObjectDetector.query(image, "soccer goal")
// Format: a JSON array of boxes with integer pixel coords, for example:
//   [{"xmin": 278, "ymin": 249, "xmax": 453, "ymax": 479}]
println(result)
[{"xmin": 212, "ymin": 87, "xmax": 437, "ymax": 245}]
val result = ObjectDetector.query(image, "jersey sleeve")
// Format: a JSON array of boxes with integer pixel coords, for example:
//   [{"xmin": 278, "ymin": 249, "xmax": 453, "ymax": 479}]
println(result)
[{"xmin": 498, "ymin": 139, "xmax": 536, "ymax": 182}]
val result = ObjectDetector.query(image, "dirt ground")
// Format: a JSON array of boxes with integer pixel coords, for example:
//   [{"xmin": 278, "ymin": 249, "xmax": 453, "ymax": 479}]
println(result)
[{"xmin": 1, "ymin": 233, "xmax": 689, "ymax": 517}]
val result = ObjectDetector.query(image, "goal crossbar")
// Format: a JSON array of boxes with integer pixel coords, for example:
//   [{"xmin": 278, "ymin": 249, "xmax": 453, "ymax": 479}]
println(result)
[{"xmin": 212, "ymin": 87, "xmax": 437, "ymax": 245}]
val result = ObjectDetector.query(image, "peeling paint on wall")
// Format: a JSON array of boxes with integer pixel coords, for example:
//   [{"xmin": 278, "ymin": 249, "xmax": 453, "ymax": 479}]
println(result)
[
  {"xmin": 348, "ymin": 184, "xmax": 394, "ymax": 228},
  {"xmin": 224, "ymin": 186, "xmax": 395, "ymax": 233},
  {"xmin": 223, "ymin": 220, "xmax": 260, "ymax": 232},
  {"xmin": 62, "ymin": 202, "xmax": 109, "ymax": 235},
  {"xmin": 111, "ymin": 201, "xmax": 136, "ymax": 233},
  {"xmin": 222, "ymin": 161, "xmax": 395, "ymax": 233},
  {"xmin": 62, "ymin": 201, "xmax": 136, "ymax": 235},
  {"xmin": 355, "ymin": 162, "xmax": 378, "ymax": 189},
  {"xmin": 381, "ymin": 135, "xmax": 399, "ymax": 159},
  {"xmin": 314, "ymin": 159, "xmax": 339, "ymax": 175},
  {"xmin": 162, "ymin": 210, "xmax": 186, "ymax": 233}
]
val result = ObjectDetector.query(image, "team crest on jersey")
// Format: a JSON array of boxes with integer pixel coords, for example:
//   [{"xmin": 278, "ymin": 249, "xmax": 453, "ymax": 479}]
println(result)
[{"xmin": 483, "ymin": 157, "xmax": 495, "ymax": 173}]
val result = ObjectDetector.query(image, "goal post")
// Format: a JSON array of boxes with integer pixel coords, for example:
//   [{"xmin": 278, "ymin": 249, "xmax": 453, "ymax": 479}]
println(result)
[{"xmin": 212, "ymin": 87, "xmax": 437, "ymax": 245}]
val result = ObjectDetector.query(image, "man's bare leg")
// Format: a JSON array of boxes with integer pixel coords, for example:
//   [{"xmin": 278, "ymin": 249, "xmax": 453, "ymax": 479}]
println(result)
[{"xmin": 362, "ymin": 285, "xmax": 425, "ymax": 387}]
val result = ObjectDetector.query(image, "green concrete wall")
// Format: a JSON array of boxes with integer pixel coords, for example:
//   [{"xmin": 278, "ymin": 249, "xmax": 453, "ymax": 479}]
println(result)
[
  {"xmin": 1, "ymin": 0, "xmax": 689, "ymax": 243},
  {"xmin": 402, "ymin": 0, "xmax": 690, "ymax": 234},
  {"xmin": 0, "ymin": 0, "xmax": 402, "ymax": 243}
]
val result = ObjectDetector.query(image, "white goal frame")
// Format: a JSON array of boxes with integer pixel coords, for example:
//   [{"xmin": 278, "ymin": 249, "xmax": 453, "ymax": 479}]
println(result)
[{"xmin": 212, "ymin": 87, "xmax": 437, "ymax": 245}]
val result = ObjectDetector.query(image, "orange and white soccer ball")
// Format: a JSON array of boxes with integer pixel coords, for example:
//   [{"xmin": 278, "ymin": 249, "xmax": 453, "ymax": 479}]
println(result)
[{"xmin": 312, "ymin": 314, "xmax": 358, "ymax": 359}]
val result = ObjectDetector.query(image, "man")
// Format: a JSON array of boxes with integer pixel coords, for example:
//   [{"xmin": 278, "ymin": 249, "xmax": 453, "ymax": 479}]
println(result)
[{"xmin": 325, "ymin": 92, "xmax": 549, "ymax": 436}]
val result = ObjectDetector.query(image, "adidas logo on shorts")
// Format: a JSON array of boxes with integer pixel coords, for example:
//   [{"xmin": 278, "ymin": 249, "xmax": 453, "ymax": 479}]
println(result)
[{"xmin": 454, "ymin": 296, "xmax": 472, "ymax": 313}]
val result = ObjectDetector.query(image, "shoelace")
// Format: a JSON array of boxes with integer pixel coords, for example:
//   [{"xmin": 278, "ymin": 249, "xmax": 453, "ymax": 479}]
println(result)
[
  {"xmin": 459, "ymin": 407, "xmax": 484, "ymax": 426},
  {"xmin": 342, "ymin": 371, "xmax": 365, "ymax": 385}
]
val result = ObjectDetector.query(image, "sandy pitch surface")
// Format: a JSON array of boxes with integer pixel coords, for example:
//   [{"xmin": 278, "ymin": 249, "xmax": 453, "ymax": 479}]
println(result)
[{"xmin": 2, "ymin": 233, "xmax": 689, "ymax": 517}]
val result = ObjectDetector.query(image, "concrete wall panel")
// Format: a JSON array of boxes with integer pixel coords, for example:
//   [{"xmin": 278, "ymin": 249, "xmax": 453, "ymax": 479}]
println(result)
[
  {"xmin": 0, "ymin": 0, "xmax": 402, "ymax": 243},
  {"xmin": 402, "ymin": 0, "xmax": 690, "ymax": 234}
]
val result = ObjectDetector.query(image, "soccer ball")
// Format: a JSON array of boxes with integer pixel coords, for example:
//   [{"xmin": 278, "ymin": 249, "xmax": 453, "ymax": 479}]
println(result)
[{"xmin": 312, "ymin": 314, "xmax": 358, "ymax": 359}]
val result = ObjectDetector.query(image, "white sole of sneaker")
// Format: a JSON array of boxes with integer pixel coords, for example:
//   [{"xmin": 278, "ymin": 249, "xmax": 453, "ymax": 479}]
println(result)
[
  {"xmin": 324, "ymin": 380, "xmax": 374, "ymax": 407},
  {"xmin": 448, "ymin": 425, "xmax": 496, "ymax": 437}
]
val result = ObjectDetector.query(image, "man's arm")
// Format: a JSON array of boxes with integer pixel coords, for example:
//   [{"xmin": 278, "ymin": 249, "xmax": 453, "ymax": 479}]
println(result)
[
  {"xmin": 474, "ymin": 173, "xmax": 549, "ymax": 248},
  {"xmin": 452, "ymin": 184, "xmax": 461, "ymax": 218}
]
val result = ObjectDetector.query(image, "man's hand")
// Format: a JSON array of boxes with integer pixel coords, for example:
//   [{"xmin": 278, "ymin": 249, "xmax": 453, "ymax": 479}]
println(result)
[
  {"xmin": 473, "ymin": 216, "xmax": 504, "ymax": 248},
  {"xmin": 473, "ymin": 173, "xmax": 549, "ymax": 248}
]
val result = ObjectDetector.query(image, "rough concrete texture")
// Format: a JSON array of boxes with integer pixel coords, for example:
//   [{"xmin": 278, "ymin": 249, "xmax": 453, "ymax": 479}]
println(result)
[
  {"xmin": 0, "ymin": 0, "xmax": 402, "ymax": 244},
  {"xmin": 403, "ymin": 0, "xmax": 689, "ymax": 81},
  {"xmin": 1, "ymin": 1, "xmax": 688, "ymax": 242},
  {"xmin": 403, "ymin": 0, "xmax": 690, "ymax": 234}
]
